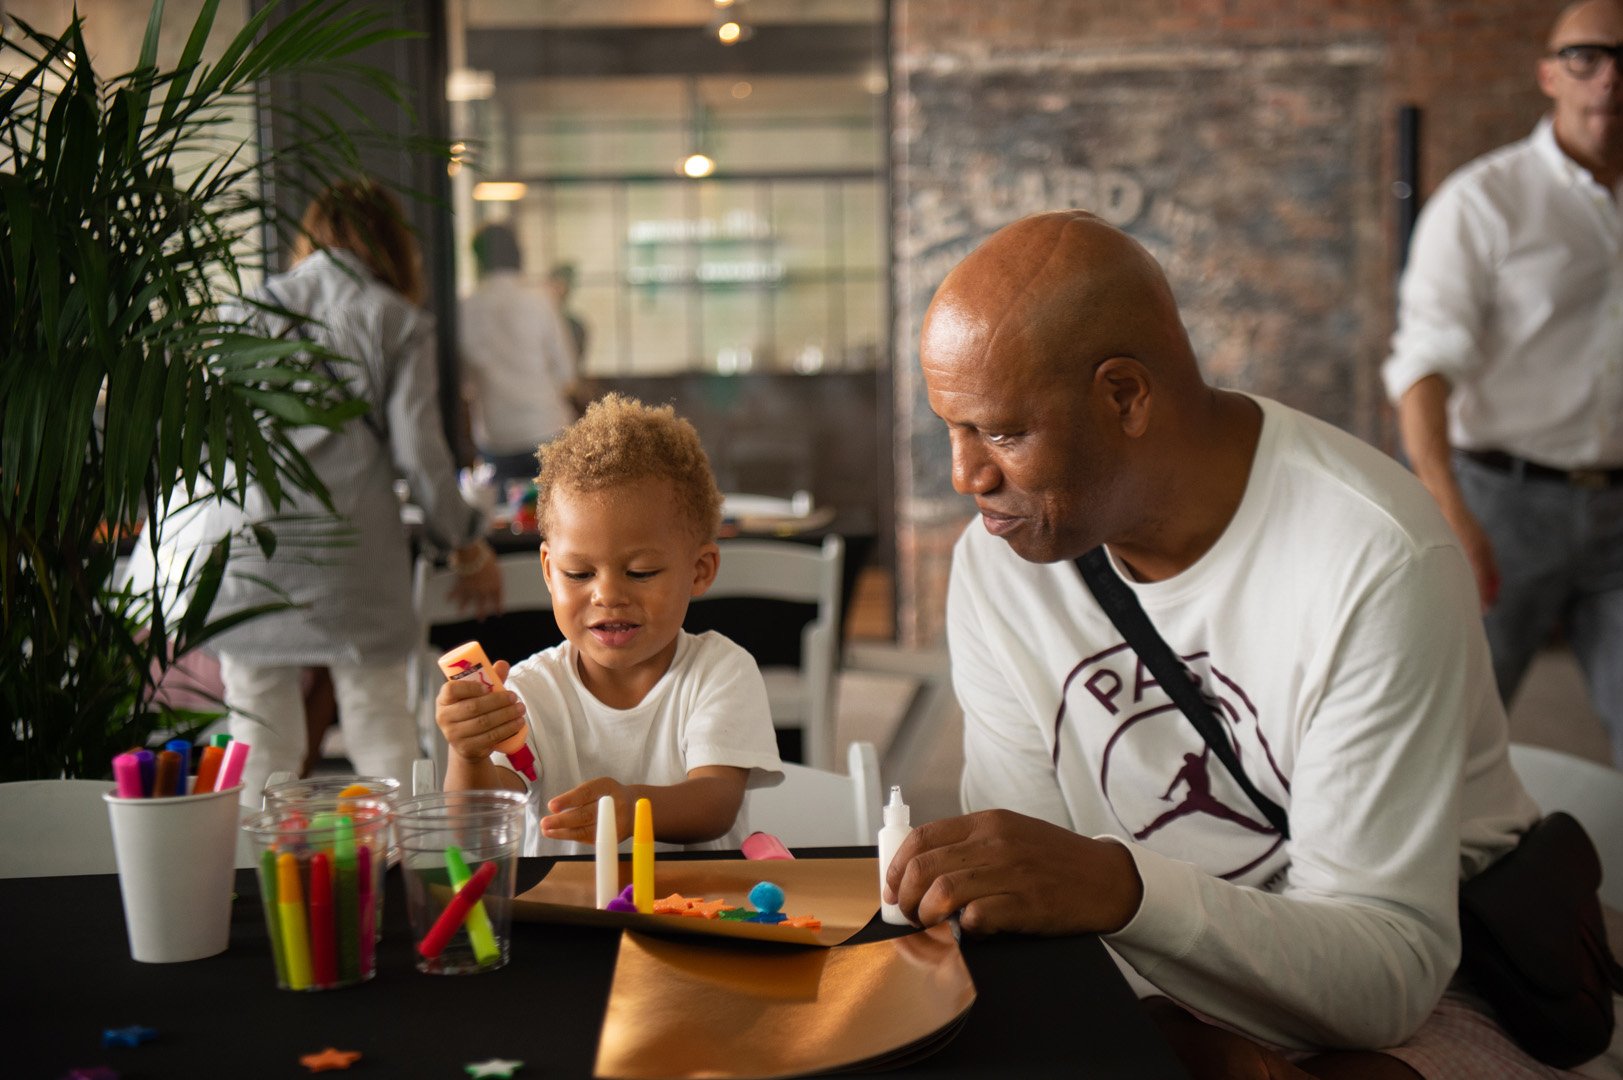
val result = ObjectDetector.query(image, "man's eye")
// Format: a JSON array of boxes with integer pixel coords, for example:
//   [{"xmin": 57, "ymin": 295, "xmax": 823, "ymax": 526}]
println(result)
[{"xmin": 985, "ymin": 432, "xmax": 1018, "ymax": 446}]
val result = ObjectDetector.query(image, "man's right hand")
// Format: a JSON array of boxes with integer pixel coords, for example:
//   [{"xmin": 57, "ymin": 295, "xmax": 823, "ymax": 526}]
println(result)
[
  {"xmin": 883, "ymin": 808, "xmax": 1145, "ymax": 937},
  {"xmin": 1438, "ymin": 501, "xmax": 1500, "ymax": 611}
]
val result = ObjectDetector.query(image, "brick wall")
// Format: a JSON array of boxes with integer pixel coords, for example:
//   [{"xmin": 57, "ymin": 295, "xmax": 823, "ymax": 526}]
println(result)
[{"xmin": 891, "ymin": 0, "xmax": 1558, "ymax": 644}]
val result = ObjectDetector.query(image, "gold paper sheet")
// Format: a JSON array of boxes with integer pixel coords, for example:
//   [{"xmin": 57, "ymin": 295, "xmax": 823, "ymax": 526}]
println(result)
[
  {"xmin": 513, "ymin": 858, "xmax": 879, "ymax": 947},
  {"xmin": 594, "ymin": 923, "xmax": 976, "ymax": 1079}
]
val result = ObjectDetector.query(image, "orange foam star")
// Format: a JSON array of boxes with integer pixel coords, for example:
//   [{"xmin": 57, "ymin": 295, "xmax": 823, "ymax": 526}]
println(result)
[
  {"xmin": 300, "ymin": 1047, "xmax": 362, "ymax": 1072},
  {"xmin": 652, "ymin": 893, "xmax": 693, "ymax": 914},
  {"xmin": 784, "ymin": 916, "xmax": 822, "ymax": 929},
  {"xmin": 684, "ymin": 898, "xmax": 734, "ymax": 919}
]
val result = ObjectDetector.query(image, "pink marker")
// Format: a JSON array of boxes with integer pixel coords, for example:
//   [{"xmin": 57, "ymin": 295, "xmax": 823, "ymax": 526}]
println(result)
[
  {"xmin": 215, "ymin": 739, "xmax": 252, "ymax": 793},
  {"xmin": 112, "ymin": 753, "xmax": 145, "ymax": 799}
]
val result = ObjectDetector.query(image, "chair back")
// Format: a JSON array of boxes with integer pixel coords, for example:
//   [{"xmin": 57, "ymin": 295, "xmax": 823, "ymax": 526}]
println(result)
[
  {"xmin": 696, "ymin": 536, "xmax": 843, "ymax": 770},
  {"xmin": 0, "ymin": 779, "xmax": 119, "ymax": 878},
  {"xmin": 745, "ymin": 740, "xmax": 881, "ymax": 847},
  {"xmin": 1507, "ymin": 742, "xmax": 1623, "ymax": 909}
]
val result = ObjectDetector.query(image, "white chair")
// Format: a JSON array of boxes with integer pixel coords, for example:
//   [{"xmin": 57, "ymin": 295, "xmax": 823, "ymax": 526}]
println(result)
[
  {"xmin": 746, "ymin": 739, "xmax": 882, "ymax": 847},
  {"xmin": 0, "ymin": 778, "xmax": 260, "ymax": 877},
  {"xmin": 701, "ymin": 536, "xmax": 844, "ymax": 771},
  {"xmin": 1507, "ymin": 742, "xmax": 1623, "ymax": 910},
  {"xmin": 0, "ymin": 780, "xmax": 120, "ymax": 878}
]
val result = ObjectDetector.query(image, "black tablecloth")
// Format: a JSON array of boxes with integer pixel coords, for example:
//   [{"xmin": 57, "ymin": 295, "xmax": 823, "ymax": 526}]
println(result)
[{"xmin": 4, "ymin": 849, "xmax": 1190, "ymax": 1078}]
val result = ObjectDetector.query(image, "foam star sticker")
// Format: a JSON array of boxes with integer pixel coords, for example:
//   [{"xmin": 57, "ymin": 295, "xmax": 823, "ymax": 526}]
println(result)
[
  {"xmin": 102, "ymin": 1025, "xmax": 157, "ymax": 1047},
  {"xmin": 299, "ymin": 1047, "xmax": 362, "ymax": 1072},
  {"xmin": 464, "ymin": 1059, "xmax": 524, "ymax": 1078}
]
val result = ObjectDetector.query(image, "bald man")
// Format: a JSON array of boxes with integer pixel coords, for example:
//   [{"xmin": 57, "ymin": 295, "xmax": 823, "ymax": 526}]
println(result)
[
  {"xmin": 1384, "ymin": 0, "xmax": 1623, "ymax": 766},
  {"xmin": 891, "ymin": 210, "xmax": 1558, "ymax": 1079}
]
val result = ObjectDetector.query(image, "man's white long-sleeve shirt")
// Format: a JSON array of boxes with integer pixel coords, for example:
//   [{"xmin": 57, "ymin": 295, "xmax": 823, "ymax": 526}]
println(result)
[{"xmin": 1381, "ymin": 117, "xmax": 1623, "ymax": 470}]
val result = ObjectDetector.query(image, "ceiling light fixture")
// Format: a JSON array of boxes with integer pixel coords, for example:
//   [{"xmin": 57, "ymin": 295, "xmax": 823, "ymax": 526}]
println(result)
[{"xmin": 471, "ymin": 181, "xmax": 527, "ymax": 202}]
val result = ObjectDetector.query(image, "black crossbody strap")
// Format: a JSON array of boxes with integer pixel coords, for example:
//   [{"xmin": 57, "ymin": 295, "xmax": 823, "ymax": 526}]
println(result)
[{"xmin": 1075, "ymin": 546, "xmax": 1290, "ymax": 839}]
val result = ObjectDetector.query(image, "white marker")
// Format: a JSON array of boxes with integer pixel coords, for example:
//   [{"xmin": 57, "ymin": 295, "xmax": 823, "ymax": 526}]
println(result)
[{"xmin": 595, "ymin": 794, "xmax": 619, "ymax": 909}]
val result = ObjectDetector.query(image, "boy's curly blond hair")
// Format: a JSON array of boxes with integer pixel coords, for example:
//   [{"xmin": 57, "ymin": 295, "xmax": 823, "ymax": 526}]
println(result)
[{"xmin": 535, "ymin": 393, "xmax": 723, "ymax": 542}]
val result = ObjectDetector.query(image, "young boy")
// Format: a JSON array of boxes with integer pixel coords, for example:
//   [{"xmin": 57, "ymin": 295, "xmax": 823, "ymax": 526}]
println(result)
[{"xmin": 434, "ymin": 394, "xmax": 783, "ymax": 855}]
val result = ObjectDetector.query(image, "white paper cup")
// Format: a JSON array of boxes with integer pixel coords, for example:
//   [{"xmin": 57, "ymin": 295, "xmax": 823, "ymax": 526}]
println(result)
[{"xmin": 104, "ymin": 781, "xmax": 244, "ymax": 963}]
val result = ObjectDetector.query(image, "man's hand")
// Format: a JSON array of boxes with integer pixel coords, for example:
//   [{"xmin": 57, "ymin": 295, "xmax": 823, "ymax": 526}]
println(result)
[
  {"xmin": 1437, "ymin": 502, "xmax": 1500, "ymax": 610},
  {"xmin": 883, "ymin": 809, "xmax": 1145, "ymax": 937},
  {"xmin": 434, "ymin": 658, "xmax": 525, "ymax": 764}
]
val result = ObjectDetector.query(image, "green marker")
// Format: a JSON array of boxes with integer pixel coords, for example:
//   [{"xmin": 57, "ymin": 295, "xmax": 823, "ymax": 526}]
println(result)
[
  {"xmin": 258, "ymin": 847, "xmax": 289, "ymax": 987},
  {"xmin": 445, "ymin": 844, "xmax": 500, "ymax": 964},
  {"xmin": 334, "ymin": 816, "xmax": 360, "ymax": 982},
  {"xmin": 211, "ymin": 732, "xmax": 233, "ymax": 749}
]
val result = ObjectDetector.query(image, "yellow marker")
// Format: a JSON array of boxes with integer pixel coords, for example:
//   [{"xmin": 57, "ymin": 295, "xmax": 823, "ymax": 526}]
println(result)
[
  {"xmin": 632, "ymin": 797, "xmax": 654, "ymax": 914},
  {"xmin": 277, "ymin": 852, "xmax": 313, "ymax": 990}
]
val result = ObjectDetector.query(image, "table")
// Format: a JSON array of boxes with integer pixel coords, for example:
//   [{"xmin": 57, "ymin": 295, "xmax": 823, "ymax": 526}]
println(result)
[{"xmin": 3, "ymin": 850, "xmax": 1191, "ymax": 1079}]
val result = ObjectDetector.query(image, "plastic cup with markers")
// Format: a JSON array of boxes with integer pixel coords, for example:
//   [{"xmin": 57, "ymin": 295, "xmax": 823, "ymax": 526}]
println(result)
[
  {"xmin": 240, "ymin": 797, "xmax": 393, "ymax": 991},
  {"xmin": 393, "ymin": 789, "xmax": 528, "ymax": 975}
]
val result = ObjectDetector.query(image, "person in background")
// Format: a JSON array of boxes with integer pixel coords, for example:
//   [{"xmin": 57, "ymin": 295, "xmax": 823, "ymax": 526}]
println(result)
[
  {"xmin": 887, "ymin": 210, "xmax": 1550, "ymax": 1079},
  {"xmin": 459, "ymin": 224, "xmax": 579, "ymax": 490},
  {"xmin": 210, "ymin": 178, "xmax": 502, "ymax": 805},
  {"xmin": 547, "ymin": 260, "xmax": 590, "ymax": 370},
  {"xmin": 434, "ymin": 394, "xmax": 783, "ymax": 856},
  {"xmin": 1383, "ymin": 0, "xmax": 1623, "ymax": 765}
]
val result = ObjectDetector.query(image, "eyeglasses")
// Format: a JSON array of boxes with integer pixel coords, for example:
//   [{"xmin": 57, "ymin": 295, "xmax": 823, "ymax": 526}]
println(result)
[{"xmin": 1548, "ymin": 42, "xmax": 1623, "ymax": 79}]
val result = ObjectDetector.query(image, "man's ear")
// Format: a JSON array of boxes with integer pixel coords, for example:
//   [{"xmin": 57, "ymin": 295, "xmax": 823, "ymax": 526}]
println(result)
[
  {"xmin": 691, "ymin": 541, "xmax": 720, "ymax": 598},
  {"xmin": 1092, "ymin": 356, "xmax": 1152, "ymax": 438},
  {"xmin": 1536, "ymin": 56, "xmax": 1558, "ymax": 100}
]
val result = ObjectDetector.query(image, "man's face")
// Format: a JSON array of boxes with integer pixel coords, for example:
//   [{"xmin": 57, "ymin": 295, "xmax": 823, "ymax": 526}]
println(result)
[
  {"xmin": 1540, "ymin": 0, "xmax": 1623, "ymax": 169},
  {"xmin": 921, "ymin": 296, "xmax": 1121, "ymax": 565}
]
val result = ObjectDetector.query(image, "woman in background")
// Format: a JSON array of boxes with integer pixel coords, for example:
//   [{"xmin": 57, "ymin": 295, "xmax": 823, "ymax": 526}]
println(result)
[{"xmin": 209, "ymin": 178, "xmax": 502, "ymax": 804}]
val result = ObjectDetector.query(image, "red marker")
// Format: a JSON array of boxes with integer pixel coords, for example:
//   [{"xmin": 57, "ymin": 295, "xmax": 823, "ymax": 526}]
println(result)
[
  {"xmin": 309, "ymin": 852, "xmax": 337, "ymax": 987},
  {"xmin": 417, "ymin": 860, "xmax": 499, "ymax": 960}
]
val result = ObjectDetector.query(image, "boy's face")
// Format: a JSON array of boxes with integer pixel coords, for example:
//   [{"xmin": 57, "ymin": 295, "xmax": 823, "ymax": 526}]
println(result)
[{"xmin": 539, "ymin": 477, "xmax": 718, "ymax": 706}]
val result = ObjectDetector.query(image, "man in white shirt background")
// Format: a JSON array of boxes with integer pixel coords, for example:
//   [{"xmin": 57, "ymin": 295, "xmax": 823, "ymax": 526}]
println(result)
[
  {"xmin": 459, "ymin": 223, "xmax": 581, "ymax": 490},
  {"xmin": 1383, "ymin": 0, "xmax": 1623, "ymax": 766}
]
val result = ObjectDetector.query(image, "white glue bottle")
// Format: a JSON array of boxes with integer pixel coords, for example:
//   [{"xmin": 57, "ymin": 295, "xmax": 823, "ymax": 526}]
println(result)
[{"xmin": 877, "ymin": 785, "xmax": 912, "ymax": 926}]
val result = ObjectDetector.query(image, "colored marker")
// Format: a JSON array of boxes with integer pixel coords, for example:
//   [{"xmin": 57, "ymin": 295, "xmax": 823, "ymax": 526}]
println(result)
[
  {"xmin": 357, "ymin": 843, "xmax": 375, "ymax": 973},
  {"xmin": 215, "ymin": 739, "xmax": 251, "ymax": 793},
  {"xmin": 193, "ymin": 744, "xmax": 224, "ymax": 794},
  {"xmin": 595, "ymin": 794, "xmax": 619, "ymax": 909},
  {"xmin": 333, "ymin": 817, "xmax": 360, "ymax": 982},
  {"xmin": 308, "ymin": 852, "xmax": 337, "ymax": 987},
  {"xmin": 632, "ymin": 797, "xmax": 654, "ymax": 914},
  {"xmin": 164, "ymin": 738, "xmax": 192, "ymax": 795},
  {"xmin": 445, "ymin": 845, "xmax": 499, "ymax": 964},
  {"xmin": 153, "ymin": 750, "xmax": 181, "ymax": 800},
  {"xmin": 257, "ymin": 847, "xmax": 289, "ymax": 986},
  {"xmin": 276, "ymin": 853, "xmax": 312, "ymax": 990},
  {"xmin": 134, "ymin": 749, "xmax": 156, "ymax": 798},
  {"xmin": 417, "ymin": 860, "xmax": 498, "ymax": 960},
  {"xmin": 211, "ymin": 732, "xmax": 233, "ymax": 749},
  {"xmin": 112, "ymin": 753, "xmax": 144, "ymax": 799}
]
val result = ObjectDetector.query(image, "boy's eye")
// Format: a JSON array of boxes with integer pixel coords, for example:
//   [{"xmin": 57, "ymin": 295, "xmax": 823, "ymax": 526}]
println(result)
[
  {"xmin": 561, "ymin": 570, "xmax": 592, "ymax": 582},
  {"xmin": 627, "ymin": 569, "xmax": 661, "ymax": 581}
]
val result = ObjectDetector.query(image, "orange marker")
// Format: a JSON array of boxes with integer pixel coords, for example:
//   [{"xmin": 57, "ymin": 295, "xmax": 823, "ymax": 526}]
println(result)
[{"xmin": 193, "ymin": 744, "xmax": 225, "ymax": 794}]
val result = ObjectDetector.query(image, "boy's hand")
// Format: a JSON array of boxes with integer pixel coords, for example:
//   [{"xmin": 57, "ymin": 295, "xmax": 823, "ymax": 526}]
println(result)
[
  {"xmin": 434, "ymin": 659, "xmax": 526, "ymax": 764},
  {"xmin": 543, "ymin": 777, "xmax": 632, "ymax": 843}
]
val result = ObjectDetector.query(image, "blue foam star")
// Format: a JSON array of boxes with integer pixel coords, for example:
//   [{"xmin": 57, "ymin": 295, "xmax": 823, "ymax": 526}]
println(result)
[{"xmin": 102, "ymin": 1025, "xmax": 157, "ymax": 1048}]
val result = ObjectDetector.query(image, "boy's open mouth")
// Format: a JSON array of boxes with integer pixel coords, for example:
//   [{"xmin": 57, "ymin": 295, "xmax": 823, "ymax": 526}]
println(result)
[{"xmin": 589, "ymin": 621, "xmax": 641, "ymax": 646}]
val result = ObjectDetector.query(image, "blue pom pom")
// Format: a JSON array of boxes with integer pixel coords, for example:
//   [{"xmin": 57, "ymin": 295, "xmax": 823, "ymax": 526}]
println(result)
[{"xmin": 748, "ymin": 880, "xmax": 785, "ymax": 914}]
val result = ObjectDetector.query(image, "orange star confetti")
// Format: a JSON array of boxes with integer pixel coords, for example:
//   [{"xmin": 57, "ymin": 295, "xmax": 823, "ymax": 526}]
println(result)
[
  {"xmin": 300, "ymin": 1047, "xmax": 362, "ymax": 1072},
  {"xmin": 652, "ymin": 893, "xmax": 693, "ymax": 914},
  {"xmin": 784, "ymin": 916, "xmax": 822, "ymax": 929},
  {"xmin": 683, "ymin": 898, "xmax": 734, "ymax": 919}
]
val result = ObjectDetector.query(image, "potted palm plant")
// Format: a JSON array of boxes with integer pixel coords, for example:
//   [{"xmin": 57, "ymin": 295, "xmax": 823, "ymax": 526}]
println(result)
[{"xmin": 0, "ymin": 0, "xmax": 442, "ymax": 780}]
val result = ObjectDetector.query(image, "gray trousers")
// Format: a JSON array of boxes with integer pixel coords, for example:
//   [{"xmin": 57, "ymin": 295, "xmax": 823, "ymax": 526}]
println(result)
[{"xmin": 1456, "ymin": 453, "xmax": 1623, "ymax": 766}]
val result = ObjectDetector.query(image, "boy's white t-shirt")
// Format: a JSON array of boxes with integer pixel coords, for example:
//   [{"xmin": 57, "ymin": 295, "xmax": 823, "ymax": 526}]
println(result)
[{"xmin": 498, "ymin": 629, "xmax": 784, "ymax": 856}]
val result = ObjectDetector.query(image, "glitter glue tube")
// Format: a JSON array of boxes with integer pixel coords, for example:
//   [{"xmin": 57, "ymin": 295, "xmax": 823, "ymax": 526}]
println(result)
[{"xmin": 437, "ymin": 641, "xmax": 537, "ymax": 781}]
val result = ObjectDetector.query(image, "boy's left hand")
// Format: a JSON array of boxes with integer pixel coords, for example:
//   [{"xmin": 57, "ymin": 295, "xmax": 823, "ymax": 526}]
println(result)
[{"xmin": 542, "ymin": 777, "xmax": 632, "ymax": 843}]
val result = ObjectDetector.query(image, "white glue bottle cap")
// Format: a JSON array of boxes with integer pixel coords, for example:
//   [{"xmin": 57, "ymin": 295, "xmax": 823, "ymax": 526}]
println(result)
[{"xmin": 883, "ymin": 785, "xmax": 910, "ymax": 829}]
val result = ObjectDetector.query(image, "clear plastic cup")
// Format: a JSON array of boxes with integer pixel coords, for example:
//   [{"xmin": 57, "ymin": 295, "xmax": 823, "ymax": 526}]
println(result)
[
  {"xmin": 240, "ymin": 797, "xmax": 392, "ymax": 991},
  {"xmin": 262, "ymin": 774, "xmax": 402, "ymax": 864},
  {"xmin": 394, "ymin": 789, "xmax": 528, "ymax": 975}
]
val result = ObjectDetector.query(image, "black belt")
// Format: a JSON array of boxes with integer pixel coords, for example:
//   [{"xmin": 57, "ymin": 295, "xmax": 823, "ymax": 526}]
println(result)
[{"xmin": 1461, "ymin": 449, "xmax": 1623, "ymax": 490}]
